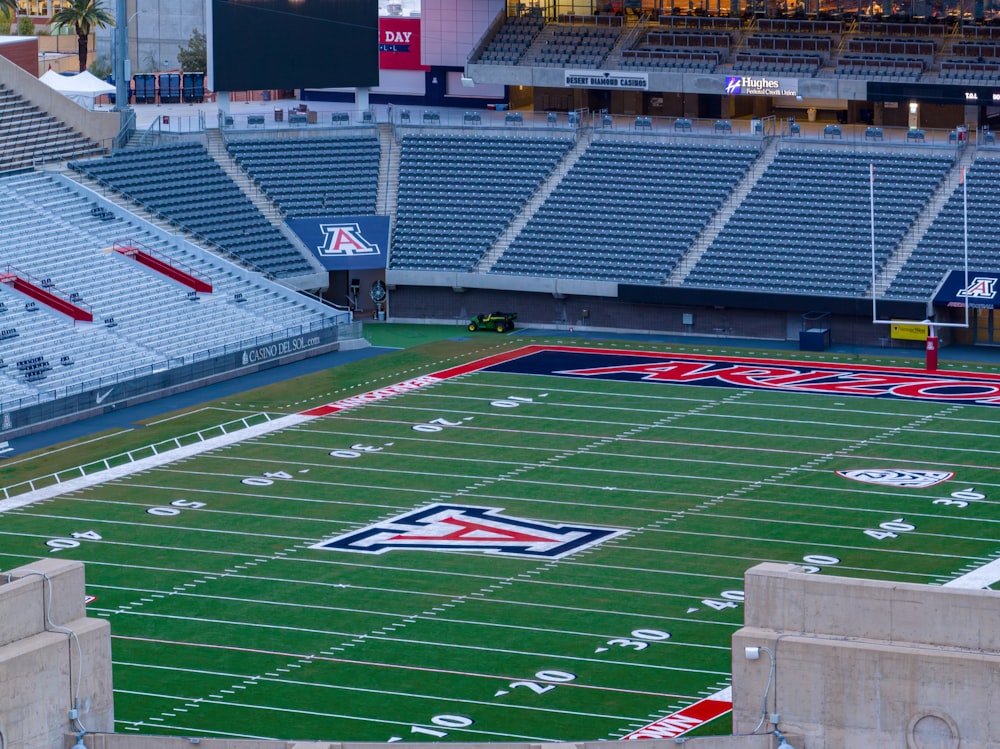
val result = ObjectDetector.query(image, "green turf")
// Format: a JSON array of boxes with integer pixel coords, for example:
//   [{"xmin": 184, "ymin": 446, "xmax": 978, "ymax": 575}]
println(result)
[{"xmin": 2, "ymin": 329, "xmax": 999, "ymax": 743}]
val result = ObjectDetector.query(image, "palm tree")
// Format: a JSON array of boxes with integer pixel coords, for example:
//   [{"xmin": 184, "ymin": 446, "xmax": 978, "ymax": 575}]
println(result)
[{"xmin": 51, "ymin": 0, "xmax": 114, "ymax": 73}]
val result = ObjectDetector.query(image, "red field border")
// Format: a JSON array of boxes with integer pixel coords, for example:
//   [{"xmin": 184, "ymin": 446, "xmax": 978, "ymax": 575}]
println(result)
[{"xmin": 622, "ymin": 687, "xmax": 733, "ymax": 740}]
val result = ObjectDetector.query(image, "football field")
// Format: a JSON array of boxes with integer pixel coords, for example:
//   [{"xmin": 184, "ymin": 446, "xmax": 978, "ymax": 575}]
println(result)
[{"xmin": 1, "ymin": 340, "xmax": 999, "ymax": 743}]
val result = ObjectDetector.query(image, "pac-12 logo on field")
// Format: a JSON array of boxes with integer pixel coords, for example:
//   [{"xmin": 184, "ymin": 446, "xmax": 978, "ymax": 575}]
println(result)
[
  {"xmin": 310, "ymin": 503, "xmax": 624, "ymax": 559},
  {"xmin": 836, "ymin": 469, "xmax": 954, "ymax": 488},
  {"xmin": 317, "ymin": 223, "xmax": 381, "ymax": 257}
]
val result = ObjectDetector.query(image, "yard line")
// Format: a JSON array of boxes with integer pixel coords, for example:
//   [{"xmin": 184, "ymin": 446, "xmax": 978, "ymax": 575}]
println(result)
[
  {"xmin": 111, "ymin": 634, "xmax": 723, "ymax": 694},
  {"xmin": 457, "ymin": 594, "xmax": 743, "ymax": 629},
  {"xmin": 652, "ymin": 509, "xmax": 1000, "ymax": 540},
  {"xmin": 92, "ymin": 583, "xmax": 728, "ymax": 651},
  {"xmin": 112, "ymin": 703, "xmax": 557, "ymax": 743},
  {"xmin": 114, "ymin": 702, "xmax": 562, "ymax": 743},
  {"xmin": 453, "ymin": 379, "xmax": 980, "ymax": 422},
  {"xmin": 8, "ymin": 499, "xmax": 373, "ymax": 529},
  {"xmin": 4, "ymin": 511, "xmax": 323, "ymax": 543},
  {"xmin": 81, "ymin": 572, "xmax": 736, "ymax": 629},
  {"xmin": 612, "ymin": 544, "xmax": 953, "ymax": 582},
  {"xmin": 113, "ymin": 662, "xmax": 661, "ymax": 722},
  {"xmin": 640, "ymin": 527, "xmax": 974, "ymax": 561},
  {"xmin": 277, "ymin": 413, "xmax": 990, "ymax": 470}
]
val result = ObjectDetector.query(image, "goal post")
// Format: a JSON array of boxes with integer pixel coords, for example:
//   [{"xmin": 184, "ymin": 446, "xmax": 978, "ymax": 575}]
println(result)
[{"xmin": 869, "ymin": 163, "xmax": 970, "ymax": 370}]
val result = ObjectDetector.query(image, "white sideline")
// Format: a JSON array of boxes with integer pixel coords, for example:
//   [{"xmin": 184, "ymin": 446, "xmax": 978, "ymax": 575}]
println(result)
[
  {"xmin": 943, "ymin": 558, "xmax": 1000, "ymax": 589},
  {"xmin": 0, "ymin": 413, "xmax": 313, "ymax": 513}
]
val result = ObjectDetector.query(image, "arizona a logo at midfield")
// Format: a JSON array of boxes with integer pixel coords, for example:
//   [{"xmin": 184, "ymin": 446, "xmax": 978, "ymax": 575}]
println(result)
[{"xmin": 311, "ymin": 503, "xmax": 624, "ymax": 559}]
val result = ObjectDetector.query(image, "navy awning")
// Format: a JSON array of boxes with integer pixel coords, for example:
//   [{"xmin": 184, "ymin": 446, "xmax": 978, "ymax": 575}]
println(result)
[
  {"xmin": 933, "ymin": 270, "xmax": 1000, "ymax": 310},
  {"xmin": 288, "ymin": 216, "xmax": 389, "ymax": 271}
]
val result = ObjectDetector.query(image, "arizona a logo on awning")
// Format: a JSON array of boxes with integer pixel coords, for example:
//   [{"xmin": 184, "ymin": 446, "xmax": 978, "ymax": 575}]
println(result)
[{"xmin": 310, "ymin": 503, "xmax": 624, "ymax": 559}]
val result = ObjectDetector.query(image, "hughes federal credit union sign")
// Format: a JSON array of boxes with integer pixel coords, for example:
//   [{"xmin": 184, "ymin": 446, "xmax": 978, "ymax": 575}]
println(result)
[
  {"xmin": 724, "ymin": 76, "xmax": 799, "ymax": 97},
  {"xmin": 565, "ymin": 70, "xmax": 648, "ymax": 90}
]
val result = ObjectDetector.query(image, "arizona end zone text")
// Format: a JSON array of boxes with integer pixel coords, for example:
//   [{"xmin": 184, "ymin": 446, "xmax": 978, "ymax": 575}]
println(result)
[
  {"xmin": 558, "ymin": 360, "xmax": 1000, "ymax": 404},
  {"xmin": 471, "ymin": 346, "xmax": 1000, "ymax": 407}
]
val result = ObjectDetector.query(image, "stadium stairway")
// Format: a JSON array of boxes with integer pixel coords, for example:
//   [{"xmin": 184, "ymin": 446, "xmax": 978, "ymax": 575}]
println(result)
[
  {"xmin": 376, "ymin": 123, "xmax": 400, "ymax": 225},
  {"xmin": 0, "ymin": 85, "xmax": 105, "ymax": 173},
  {"xmin": 667, "ymin": 136, "xmax": 779, "ymax": 285},
  {"xmin": 205, "ymin": 130, "xmax": 284, "ymax": 227},
  {"xmin": 872, "ymin": 146, "xmax": 977, "ymax": 297},
  {"xmin": 476, "ymin": 129, "xmax": 593, "ymax": 273}
]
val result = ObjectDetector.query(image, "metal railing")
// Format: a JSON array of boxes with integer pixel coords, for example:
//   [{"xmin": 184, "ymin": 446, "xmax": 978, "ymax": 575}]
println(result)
[{"xmin": 0, "ymin": 412, "xmax": 278, "ymax": 500}]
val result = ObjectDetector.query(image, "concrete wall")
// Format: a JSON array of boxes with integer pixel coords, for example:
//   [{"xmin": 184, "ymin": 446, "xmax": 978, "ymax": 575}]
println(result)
[
  {"xmin": 732, "ymin": 563, "xmax": 1000, "ymax": 749},
  {"xmin": 0, "ymin": 36, "xmax": 39, "ymax": 75},
  {"xmin": 79, "ymin": 735, "xmax": 792, "ymax": 749},
  {"xmin": 0, "ymin": 558, "xmax": 113, "ymax": 749},
  {"xmin": 422, "ymin": 0, "xmax": 505, "ymax": 68},
  {"xmin": 0, "ymin": 52, "xmax": 121, "ymax": 146}
]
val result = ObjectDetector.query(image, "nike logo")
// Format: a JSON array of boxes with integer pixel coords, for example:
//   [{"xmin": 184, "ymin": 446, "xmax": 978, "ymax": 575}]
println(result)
[{"xmin": 96, "ymin": 388, "xmax": 114, "ymax": 405}]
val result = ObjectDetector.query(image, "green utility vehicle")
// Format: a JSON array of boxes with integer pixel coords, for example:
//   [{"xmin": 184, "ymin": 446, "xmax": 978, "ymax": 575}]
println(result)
[{"xmin": 468, "ymin": 311, "xmax": 517, "ymax": 333}]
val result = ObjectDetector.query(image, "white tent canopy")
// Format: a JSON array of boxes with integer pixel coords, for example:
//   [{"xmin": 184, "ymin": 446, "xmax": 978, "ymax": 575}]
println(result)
[{"xmin": 39, "ymin": 69, "xmax": 115, "ymax": 109}]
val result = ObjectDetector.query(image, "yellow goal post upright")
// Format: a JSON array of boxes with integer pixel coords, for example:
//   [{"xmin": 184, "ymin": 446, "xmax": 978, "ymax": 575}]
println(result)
[{"xmin": 869, "ymin": 162, "xmax": 970, "ymax": 371}]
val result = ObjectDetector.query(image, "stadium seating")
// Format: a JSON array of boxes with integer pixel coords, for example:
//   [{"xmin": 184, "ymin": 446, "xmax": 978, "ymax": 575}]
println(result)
[
  {"xmin": 389, "ymin": 134, "xmax": 574, "ymax": 272},
  {"xmin": 490, "ymin": 139, "xmax": 760, "ymax": 283},
  {"xmin": 885, "ymin": 157, "xmax": 1000, "ymax": 299},
  {"xmin": 69, "ymin": 142, "xmax": 315, "ymax": 278},
  {"xmin": 683, "ymin": 149, "xmax": 953, "ymax": 296},
  {"xmin": 522, "ymin": 23, "xmax": 620, "ymax": 68},
  {"xmin": 0, "ymin": 171, "xmax": 345, "ymax": 409},
  {"xmin": 226, "ymin": 135, "xmax": 380, "ymax": 218},
  {"xmin": 474, "ymin": 15, "xmax": 545, "ymax": 64},
  {"xmin": 0, "ymin": 84, "xmax": 105, "ymax": 172}
]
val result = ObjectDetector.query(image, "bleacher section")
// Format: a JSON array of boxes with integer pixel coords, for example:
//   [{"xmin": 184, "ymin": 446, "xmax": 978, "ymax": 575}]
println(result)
[
  {"xmin": 69, "ymin": 142, "xmax": 314, "ymax": 278},
  {"xmin": 0, "ymin": 85, "xmax": 105, "ymax": 173},
  {"xmin": 226, "ymin": 135, "xmax": 380, "ymax": 218},
  {"xmin": 472, "ymin": 11, "xmax": 1000, "ymax": 82},
  {"xmin": 389, "ymin": 134, "xmax": 573, "ymax": 272},
  {"xmin": 885, "ymin": 158, "xmax": 1000, "ymax": 300},
  {"xmin": 683, "ymin": 149, "xmax": 953, "ymax": 295},
  {"xmin": 523, "ymin": 23, "xmax": 620, "ymax": 68},
  {"xmin": 475, "ymin": 15, "xmax": 545, "ymax": 64},
  {"xmin": 490, "ymin": 140, "xmax": 760, "ymax": 284},
  {"xmin": 621, "ymin": 27, "xmax": 728, "ymax": 70},
  {"xmin": 0, "ymin": 171, "xmax": 346, "ymax": 410}
]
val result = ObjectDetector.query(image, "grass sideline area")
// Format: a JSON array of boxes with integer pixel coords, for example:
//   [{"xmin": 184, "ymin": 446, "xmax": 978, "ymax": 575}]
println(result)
[{"xmin": 0, "ymin": 323, "xmax": 999, "ymax": 742}]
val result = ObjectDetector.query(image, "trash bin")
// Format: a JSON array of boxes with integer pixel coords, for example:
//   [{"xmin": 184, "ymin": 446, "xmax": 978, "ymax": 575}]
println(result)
[
  {"xmin": 807, "ymin": 107, "xmax": 817, "ymax": 122},
  {"xmin": 274, "ymin": 107, "xmax": 283, "ymax": 122}
]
